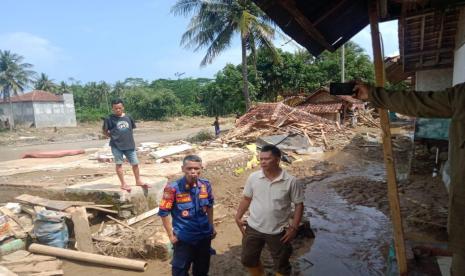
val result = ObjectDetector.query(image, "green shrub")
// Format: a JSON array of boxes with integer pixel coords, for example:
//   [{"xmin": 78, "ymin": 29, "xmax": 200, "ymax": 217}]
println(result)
[
  {"xmin": 76, "ymin": 107, "xmax": 107, "ymax": 122},
  {"xmin": 187, "ymin": 129, "xmax": 214, "ymax": 143}
]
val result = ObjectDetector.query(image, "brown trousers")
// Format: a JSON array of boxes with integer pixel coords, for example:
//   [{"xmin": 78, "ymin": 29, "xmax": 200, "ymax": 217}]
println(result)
[
  {"xmin": 452, "ymin": 253, "xmax": 465, "ymax": 276},
  {"xmin": 241, "ymin": 226, "xmax": 292, "ymax": 275}
]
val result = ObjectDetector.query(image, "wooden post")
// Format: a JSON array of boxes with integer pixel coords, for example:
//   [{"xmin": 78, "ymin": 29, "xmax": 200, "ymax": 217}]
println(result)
[{"xmin": 368, "ymin": 1, "xmax": 408, "ymax": 275}]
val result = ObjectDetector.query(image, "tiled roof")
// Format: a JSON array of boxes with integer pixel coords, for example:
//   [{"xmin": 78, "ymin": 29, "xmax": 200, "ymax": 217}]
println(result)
[
  {"xmin": 335, "ymin": 95, "xmax": 364, "ymax": 104},
  {"xmin": 298, "ymin": 103, "xmax": 343, "ymax": 113},
  {"xmin": 8, "ymin": 90, "xmax": 63, "ymax": 103}
]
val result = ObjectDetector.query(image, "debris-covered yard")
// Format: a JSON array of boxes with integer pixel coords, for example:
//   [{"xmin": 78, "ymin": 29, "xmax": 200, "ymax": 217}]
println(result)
[{"xmin": 0, "ymin": 107, "xmax": 450, "ymax": 275}]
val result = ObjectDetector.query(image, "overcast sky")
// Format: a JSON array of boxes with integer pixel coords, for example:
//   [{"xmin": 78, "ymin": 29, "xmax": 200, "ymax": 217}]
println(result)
[{"xmin": 0, "ymin": 0, "xmax": 399, "ymax": 84}]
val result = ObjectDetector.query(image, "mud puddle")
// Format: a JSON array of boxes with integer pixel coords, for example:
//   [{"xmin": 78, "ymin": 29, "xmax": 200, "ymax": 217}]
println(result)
[{"xmin": 299, "ymin": 165, "xmax": 392, "ymax": 275}]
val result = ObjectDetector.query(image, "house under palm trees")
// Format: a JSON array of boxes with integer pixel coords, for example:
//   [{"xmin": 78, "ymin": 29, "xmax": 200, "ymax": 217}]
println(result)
[{"xmin": 0, "ymin": 90, "xmax": 77, "ymax": 128}]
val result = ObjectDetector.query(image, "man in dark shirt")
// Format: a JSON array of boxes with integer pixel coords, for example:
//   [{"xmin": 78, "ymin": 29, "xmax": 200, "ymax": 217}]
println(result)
[
  {"xmin": 212, "ymin": 116, "xmax": 220, "ymax": 137},
  {"xmin": 103, "ymin": 99, "xmax": 148, "ymax": 192}
]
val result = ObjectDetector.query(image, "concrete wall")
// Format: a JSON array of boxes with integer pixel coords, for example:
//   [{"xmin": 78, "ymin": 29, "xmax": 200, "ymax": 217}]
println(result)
[
  {"xmin": 453, "ymin": 7, "xmax": 465, "ymax": 85},
  {"xmin": 33, "ymin": 94, "xmax": 77, "ymax": 128},
  {"xmin": 416, "ymin": 68, "xmax": 453, "ymax": 91},
  {"xmin": 0, "ymin": 102, "xmax": 35, "ymax": 127}
]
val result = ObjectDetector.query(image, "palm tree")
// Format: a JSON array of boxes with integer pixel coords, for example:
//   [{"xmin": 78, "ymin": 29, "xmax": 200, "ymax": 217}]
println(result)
[
  {"xmin": 0, "ymin": 50, "xmax": 35, "ymax": 130},
  {"xmin": 172, "ymin": 0, "xmax": 279, "ymax": 110},
  {"xmin": 34, "ymin": 73, "xmax": 57, "ymax": 92},
  {"xmin": 57, "ymin": 81, "xmax": 69, "ymax": 95}
]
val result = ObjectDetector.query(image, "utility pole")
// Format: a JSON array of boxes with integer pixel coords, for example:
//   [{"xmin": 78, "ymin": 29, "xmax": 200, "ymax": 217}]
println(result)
[{"xmin": 341, "ymin": 44, "xmax": 345, "ymax": 82}]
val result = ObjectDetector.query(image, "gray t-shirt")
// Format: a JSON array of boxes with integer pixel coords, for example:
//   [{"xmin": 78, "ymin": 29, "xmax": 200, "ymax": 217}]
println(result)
[
  {"xmin": 103, "ymin": 114, "xmax": 136, "ymax": 150},
  {"xmin": 243, "ymin": 170, "xmax": 304, "ymax": 234}
]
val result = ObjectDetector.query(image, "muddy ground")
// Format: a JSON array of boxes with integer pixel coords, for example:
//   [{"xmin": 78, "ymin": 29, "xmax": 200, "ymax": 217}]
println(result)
[{"xmin": 0, "ymin": 121, "xmax": 449, "ymax": 275}]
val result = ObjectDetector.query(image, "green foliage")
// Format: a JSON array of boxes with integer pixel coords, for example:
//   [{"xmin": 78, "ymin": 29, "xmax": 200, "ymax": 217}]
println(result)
[
  {"xmin": 5, "ymin": 41, "xmax": 377, "ymax": 123},
  {"xmin": 187, "ymin": 129, "xmax": 214, "ymax": 143},
  {"xmin": 0, "ymin": 50, "xmax": 35, "ymax": 101},
  {"xmin": 34, "ymin": 73, "xmax": 57, "ymax": 92},
  {"xmin": 75, "ymin": 107, "xmax": 107, "ymax": 122},
  {"xmin": 123, "ymin": 88, "xmax": 180, "ymax": 120},
  {"xmin": 171, "ymin": 0, "xmax": 279, "ymax": 109}
]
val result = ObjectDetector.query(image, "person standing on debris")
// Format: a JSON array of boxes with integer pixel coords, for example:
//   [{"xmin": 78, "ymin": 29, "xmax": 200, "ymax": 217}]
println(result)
[
  {"xmin": 103, "ymin": 99, "xmax": 149, "ymax": 192},
  {"xmin": 158, "ymin": 155, "xmax": 216, "ymax": 276},
  {"xmin": 212, "ymin": 116, "xmax": 220, "ymax": 137},
  {"xmin": 354, "ymin": 82, "xmax": 465, "ymax": 275},
  {"xmin": 235, "ymin": 145, "xmax": 304, "ymax": 276},
  {"xmin": 349, "ymin": 106, "xmax": 358, "ymax": 127}
]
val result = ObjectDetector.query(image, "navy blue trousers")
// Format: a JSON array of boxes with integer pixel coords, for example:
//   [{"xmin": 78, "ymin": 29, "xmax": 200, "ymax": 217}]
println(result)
[{"xmin": 172, "ymin": 238, "xmax": 211, "ymax": 276}]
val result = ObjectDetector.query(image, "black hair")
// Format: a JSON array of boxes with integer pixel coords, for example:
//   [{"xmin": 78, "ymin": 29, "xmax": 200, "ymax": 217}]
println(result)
[
  {"xmin": 261, "ymin": 144, "xmax": 281, "ymax": 158},
  {"xmin": 111, "ymin": 98, "xmax": 124, "ymax": 106},
  {"xmin": 183, "ymin": 154, "xmax": 202, "ymax": 165}
]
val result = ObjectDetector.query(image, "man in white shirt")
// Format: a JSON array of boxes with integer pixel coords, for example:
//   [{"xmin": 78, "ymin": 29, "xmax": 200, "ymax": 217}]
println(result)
[{"xmin": 235, "ymin": 145, "xmax": 304, "ymax": 276}]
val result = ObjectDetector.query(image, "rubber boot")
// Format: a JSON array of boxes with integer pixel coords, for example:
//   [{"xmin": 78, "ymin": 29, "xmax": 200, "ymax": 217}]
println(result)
[{"xmin": 247, "ymin": 264, "xmax": 264, "ymax": 276}]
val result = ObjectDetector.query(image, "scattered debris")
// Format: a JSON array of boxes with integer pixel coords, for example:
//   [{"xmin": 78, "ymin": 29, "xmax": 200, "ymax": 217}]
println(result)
[
  {"xmin": 150, "ymin": 143, "xmax": 193, "ymax": 159},
  {"xmin": 224, "ymin": 102, "xmax": 352, "ymax": 152},
  {"xmin": 16, "ymin": 194, "xmax": 94, "ymax": 211}
]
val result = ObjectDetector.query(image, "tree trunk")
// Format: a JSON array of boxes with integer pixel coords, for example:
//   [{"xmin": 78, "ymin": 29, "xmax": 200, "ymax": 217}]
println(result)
[
  {"xmin": 241, "ymin": 33, "xmax": 251, "ymax": 111},
  {"xmin": 6, "ymin": 89, "xmax": 14, "ymax": 131}
]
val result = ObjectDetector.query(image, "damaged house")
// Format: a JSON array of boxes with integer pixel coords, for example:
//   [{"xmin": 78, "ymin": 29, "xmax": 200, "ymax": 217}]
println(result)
[
  {"xmin": 0, "ymin": 90, "xmax": 77, "ymax": 128},
  {"xmin": 294, "ymin": 87, "xmax": 365, "ymax": 122}
]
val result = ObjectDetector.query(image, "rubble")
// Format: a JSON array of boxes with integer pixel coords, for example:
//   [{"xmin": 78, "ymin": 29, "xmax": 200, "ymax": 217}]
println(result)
[{"xmin": 223, "ymin": 102, "xmax": 353, "ymax": 151}]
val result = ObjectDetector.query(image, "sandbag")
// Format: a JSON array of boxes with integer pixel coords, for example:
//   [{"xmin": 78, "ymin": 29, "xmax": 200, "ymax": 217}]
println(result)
[{"xmin": 33, "ymin": 210, "xmax": 69, "ymax": 248}]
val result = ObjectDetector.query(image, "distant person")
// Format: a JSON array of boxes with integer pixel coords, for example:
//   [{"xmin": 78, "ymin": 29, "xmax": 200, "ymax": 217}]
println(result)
[
  {"xmin": 354, "ymin": 81, "xmax": 465, "ymax": 275},
  {"xmin": 349, "ymin": 106, "xmax": 358, "ymax": 127},
  {"xmin": 235, "ymin": 113, "xmax": 241, "ymax": 124},
  {"xmin": 158, "ymin": 155, "xmax": 216, "ymax": 276},
  {"xmin": 102, "ymin": 99, "xmax": 149, "ymax": 192},
  {"xmin": 235, "ymin": 145, "xmax": 304, "ymax": 276},
  {"xmin": 212, "ymin": 116, "xmax": 220, "ymax": 137}
]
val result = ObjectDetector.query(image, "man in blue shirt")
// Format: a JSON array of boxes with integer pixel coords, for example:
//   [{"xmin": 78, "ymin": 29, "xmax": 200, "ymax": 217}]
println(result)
[{"xmin": 159, "ymin": 155, "xmax": 216, "ymax": 276}]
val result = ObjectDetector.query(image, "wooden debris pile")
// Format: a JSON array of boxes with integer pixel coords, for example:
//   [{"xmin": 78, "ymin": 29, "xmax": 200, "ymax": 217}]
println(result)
[
  {"xmin": 0, "ymin": 250, "xmax": 63, "ymax": 276},
  {"xmin": 223, "ymin": 102, "xmax": 352, "ymax": 149},
  {"xmin": 92, "ymin": 208, "xmax": 170, "ymax": 260},
  {"xmin": 358, "ymin": 108, "xmax": 380, "ymax": 128},
  {"xmin": 0, "ymin": 194, "xmax": 169, "ymax": 273}
]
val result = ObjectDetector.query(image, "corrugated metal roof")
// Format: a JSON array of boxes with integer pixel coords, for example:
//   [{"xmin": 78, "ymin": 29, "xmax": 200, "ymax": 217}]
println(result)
[{"xmin": 7, "ymin": 90, "xmax": 63, "ymax": 103}]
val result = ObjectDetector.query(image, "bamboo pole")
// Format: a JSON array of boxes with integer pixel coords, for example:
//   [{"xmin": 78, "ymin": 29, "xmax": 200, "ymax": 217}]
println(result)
[
  {"xmin": 368, "ymin": 1, "xmax": 408, "ymax": 275},
  {"xmin": 28, "ymin": 243, "xmax": 148, "ymax": 271}
]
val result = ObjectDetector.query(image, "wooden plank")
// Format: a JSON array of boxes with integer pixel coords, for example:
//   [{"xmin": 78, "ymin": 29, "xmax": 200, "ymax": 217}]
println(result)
[
  {"xmin": 70, "ymin": 207, "xmax": 94, "ymax": 253},
  {"xmin": 8, "ymin": 260, "xmax": 62, "ymax": 273},
  {"xmin": 30, "ymin": 270, "xmax": 64, "ymax": 276},
  {"xmin": 127, "ymin": 208, "xmax": 160, "ymax": 226},
  {"xmin": 0, "ymin": 255, "xmax": 57, "ymax": 266},
  {"xmin": 34, "ymin": 206, "xmax": 46, "ymax": 213},
  {"xmin": 84, "ymin": 206, "xmax": 118, "ymax": 215},
  {"xmin": 435, "ymin": 13, "xmax": 445, "ymax": 64},
  {"xmin": 279, "ymin": 0, "xmax": 335, "ymax": 51},
  {"xmin": 106, "ymin": 215, "xmax": 135, "ymax": 231},
  {"xmin": 369, "ymin": 1, "xmax": 407, "ymax": 275},
  {"xmin": 16, "ymin": 194, "xmax": 94, "ymax": 211},
  {"xmin": 91, "ymin": 235, "xmax": 122, "ymax": 244},
  {"xmin": 21, "ymin": 206, "xmax": 36, "ymax": 217}
]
